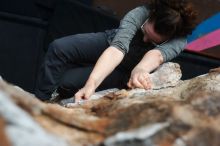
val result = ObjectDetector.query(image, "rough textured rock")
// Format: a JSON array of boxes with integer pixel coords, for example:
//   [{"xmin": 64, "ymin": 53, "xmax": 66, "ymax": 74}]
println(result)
[
  {"xmin": 0, "ymin": 116, "xmax": 11, "ymax": 146},
  {"xmin": 150, "ymin": 62, "xmax": 182, "ymax": 89},
  {"xmin": 0, "ymin": 92, "xmax": 69, "ymax": 146},
  {"xmin": 0, "ymin": 63, "xmax": 220, "ymax": 146}
]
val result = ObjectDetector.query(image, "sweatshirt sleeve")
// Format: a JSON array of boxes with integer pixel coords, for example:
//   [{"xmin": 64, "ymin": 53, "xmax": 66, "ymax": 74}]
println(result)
[
  {"xmin": 153, "ymin": 37, "xmax": 187, "ymax": 62},
  {"xmin": 110, "ymin": 6, "xmax": 149, "ymax": 54}
]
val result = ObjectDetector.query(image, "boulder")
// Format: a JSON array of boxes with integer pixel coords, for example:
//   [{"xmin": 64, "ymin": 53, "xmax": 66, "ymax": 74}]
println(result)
[{"xmin": 0, "ymin": 63, "xmax": 220, "ymax": 146}]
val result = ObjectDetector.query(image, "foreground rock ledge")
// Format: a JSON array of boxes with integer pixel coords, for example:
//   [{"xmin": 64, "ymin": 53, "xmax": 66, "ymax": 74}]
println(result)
[{"xmin": 0, "ymin": 63, "xmax": 220, "ymax": 146}]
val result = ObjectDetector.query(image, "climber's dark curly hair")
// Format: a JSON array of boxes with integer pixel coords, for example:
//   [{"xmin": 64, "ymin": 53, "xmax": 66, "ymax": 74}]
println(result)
[{"xmin": 145, "ymin": 0, "xmax": 198, "ymax": 38}]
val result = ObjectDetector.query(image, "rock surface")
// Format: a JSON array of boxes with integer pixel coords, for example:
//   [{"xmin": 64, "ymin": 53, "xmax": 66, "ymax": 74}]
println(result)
[{"xmin": 0, "ymin": 63, "xmax": 220, "ymax": 146}]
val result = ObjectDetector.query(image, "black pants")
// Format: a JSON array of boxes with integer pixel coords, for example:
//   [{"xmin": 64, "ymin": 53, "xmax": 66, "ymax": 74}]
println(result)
[{"xmin": 35, "ymin": 32, "xmax": 130, "ymax": 100}]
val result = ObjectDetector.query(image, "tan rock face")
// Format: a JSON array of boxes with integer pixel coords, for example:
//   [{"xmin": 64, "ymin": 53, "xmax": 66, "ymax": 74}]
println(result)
[
  {"xmin": 0, "ymin": 64, "xmax": 220, "ymax": 146},
  {"xmin": 0, "ymin": 116, "xmax": 11, "ymax": 146}
]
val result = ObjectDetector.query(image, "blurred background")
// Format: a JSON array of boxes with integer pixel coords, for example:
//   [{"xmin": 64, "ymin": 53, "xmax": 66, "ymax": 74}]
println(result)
[{"xmin": 0, "ymin": 0, "xmax": 219, "ymax": 93}]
